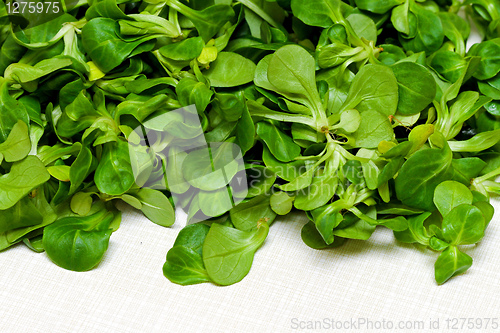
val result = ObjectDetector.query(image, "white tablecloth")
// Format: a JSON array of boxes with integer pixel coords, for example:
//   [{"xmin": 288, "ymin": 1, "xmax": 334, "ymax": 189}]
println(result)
[{"xmin": 0, "ymin": 199, "xmax": 499, "ymax": 333}]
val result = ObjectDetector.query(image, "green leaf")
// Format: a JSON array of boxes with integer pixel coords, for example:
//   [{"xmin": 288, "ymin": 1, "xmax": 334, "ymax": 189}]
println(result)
[
  {"xmin": 267, "ymin": 44, "xmax": 317, "ymax": 99},
  {"xmin": 0, "ymin": 186, "xmax": 56, "ymax": 249},
  {"xmin": 81, "ymin": 18, "xmax": 155, "ymax": 72},
  {"xmin": 447, "ymin": 129, "xmax": 500, "ymax": 152},
  {"xmin": 433, "ymin": 180, "xmax": 473, "ymax": 217},
  {"xmin": 333, "ymin": 109, "xmax": 360, "ymax": 133},
  {"xmin": 0, "ymin": 156, "xmax": 50, "ymax": 210},
  {"xmin": 377, "ymin": 156, "xmax": 404, "ymax": 186},
  {"xmin": 259, "ymin": 45, "xmax": 324, "ymax": 121},
  {"xmin": 173, "ymin": 223, "xmax": 211, "ymax": 256},
  {"xmin": 399, "ymin": 3, "xmax": 444, "ymax": 54},
  {"xmin": 441, "ymin": 204, "xmax": 485, "ymax": 245},
  {"xmin": 429, "ymin": 236, "xmax": 449, "ymax": 251},
  {"xmin": 346, "ymin": 13, "xmax": 377, "ymax": 42},
  {"xmin": 163, "ymin": 246, "xmax": 211, "ymax": 285},
  {"xmin": 134, "ymin": 188, "xmax": 175, "ymax": 227},
  {"xmin": 0, "ymin": 120, "xmax": 31, "ymax": 163},
  {"xmin": 301, "ymin": 220, "xmax": 346, "ymax": 249},
  {"xmin": 212, "ymin": 92, "xmax": 245, "ymax": 122},
  {"xmin": 43, "ymin": 209, "xmax": 114, "ymax": 272},
  {"xmin": 343, "ymin": 160, "xmax": 364, "ymax": 184},
  {"xmin": 256, "ymin": 121, "xmax": 301, "ymax": 162},
  {"xmin": 0, "ymin": 34, "xmax": 26, "ymax": 74},
  {"xmin": 270, "ymin": 191, "xmax": 294, "ymax": 215},
  {"xmin": 349, "ymin": 206, "xmax": 408, "ymax": 231},
  {"xmin": 70, "ymin": 192, "xmax": 93, "ymax": 216},
  {"xmin": 393, "ymin": 212, "xmax": 431, "ymax": 244},
  {"xmin": 0, "ymin": 80, "xmax": 29, "ymax": 144},
  {"xmin": 23, "ymin": 235, "xmax": 44, "ymax": 253},
  {"xmin": 391, "ymin": 62, "xmax": 436, "ymax": 115},
  {"xmin": 474, "ymin": 201, "xmax": 494, "ymax": 227},
  {"xmin": 435, "ymin": 245, "xmax": 472, "ymax": 285},
  {"xmin": 120, "ymin": 194, "xmax": 142, "ymax": 209},
  {"xmin": 5, "ymin": 58, "xmax": 73, "ymax": 86},
  {"xmin": 204, "ymin": 52, "xmax": 256, "ymax": 87},
  {"xmin": 95, "ymin": 140, "xmax": 135, "ymax": 196},
  {"xmin": 230, "ymin": 195, "xmax": 276, "ymax": 231},
  {"xmin": 341, "ymin": 64, "xmax": 399, "ymax": 116},
  {"xmin": 85, "ymin": 0, "xmax": 128, "ymax": 20},
  {"xmin": 176, "ymin": 78, "xmax": 214, "ymax": 112},
  {"xmin": 165, "ymin": 147, "xmax": 190, "ymax": 195},
  {"xmin": 163, "ymin": 223, "xmax": 211, "ymax": 285},
  {"xmin": 235, "ymin": 102, "xmax": 255, "ymax": 154},
  {"xmin": 353, "ymin": 110, "xmax": 394, "ymax": 148},
  {"xmin": 451, "ymin": 158, "xmax": 486, "ymax": 182},
  {"xmin": 291, "ymin": 0, "xmax": 344, "ymax": 28},
  {"xmin": 430, "ymin": 51, "xmax": 468, "ymax": 83},
  {"xmin": 378, "ymin": 44, "xmax": 407, "ymax": 65},
  {"xmin": 182, "ymin": 142, "xmax": 243, "ymax": 191},
  {"xmin": 468, "ymin": 39, "xmax": 500, "ymax": 80},
  {"xmin": 332, "ymin": 208, "xmax": 377, "ymax": 240},
  {"xmin": 70, "ymin": 145, "xmax": 95, "ymax": 194},
  {"xmin": 203, "ymin": 221, "xmax": 269, "ymax": 285},
  {"xmin": 165, "ymin": 1, "xmax": 234, "ymax": 42},
  {"xmin": 355, "ymin": 0, "xmax": 403, "ymax": 14},
  {"xmin": 262, "ymin": 146, "xmax": 306, "ymax": 181},
  {"xmin": 0, "ymin": 196, "xmax": 44, "ymax": 233},
  {"xmin": 294, "ymin": 172, "xmax": 337, "ymax": 211},
  {"xmin": 246, "ymin": 165, "xmax": 276, "ymax": 198},
  {"xmin": 311, "ymin": 201, "xmax": 347, "ymax": 244},
  {"xmin": 198, "ymin": 187, "xmax": 233, "ymax": 217},
  {"xmin": 395, "ymin": 138, "xmax": 453, "ymax": 211},
  {"xmin": 47, "ymin": 165, "xmax": 71, "ymax": 182}
]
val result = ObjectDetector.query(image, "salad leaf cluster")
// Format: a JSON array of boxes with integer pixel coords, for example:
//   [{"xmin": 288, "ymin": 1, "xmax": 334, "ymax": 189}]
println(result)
[{"xmin": 0, "ymin": 0, "xmax": 499, "ymax": 285}]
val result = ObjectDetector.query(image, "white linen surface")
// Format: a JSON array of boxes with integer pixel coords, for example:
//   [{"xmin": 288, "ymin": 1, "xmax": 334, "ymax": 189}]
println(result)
[{"xmin": 0, "ymin": 200, "xmax": 498, "ymax": 333}]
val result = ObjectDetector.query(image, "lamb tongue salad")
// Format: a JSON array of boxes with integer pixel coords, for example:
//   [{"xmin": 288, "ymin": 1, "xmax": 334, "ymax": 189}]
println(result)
[{"xmin": 0, "ymin": 0, "xmax": 499, "ymax": 286}]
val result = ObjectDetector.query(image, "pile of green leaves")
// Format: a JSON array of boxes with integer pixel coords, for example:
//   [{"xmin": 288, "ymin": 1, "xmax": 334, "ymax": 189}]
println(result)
[{"xmin": 0, "ymin": 0, "xmax": 499, "ymax": 285}]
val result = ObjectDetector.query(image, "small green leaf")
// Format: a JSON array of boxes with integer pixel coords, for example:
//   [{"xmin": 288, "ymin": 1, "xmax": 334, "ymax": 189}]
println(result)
[
  {"xmin": 70, "ymin": 192, "xmax": 93, "ymax": 216},
  {"xmin": 120, "ymin": 194, "xmax": 143, "ymax": 209},
  {"xmin": 353, "ymin": 110, "xmax": 394, "ymax": 148},
  {"xmin": 0, "ymin": 120, "xmax": 31, "ymax": 163},
  {"xmin": 198, "ymin": 187, "xmax": 233, "ymax": 217},
  {"xmin": 391, "ymin": 62, "xmax": 436, "ymax": 115},
  {"xmin": 441, "ymin": 204, "xmax": 485, "ymax": 245},
  {"xmin": 204, "ymin": 52, "xmax": 256, "ymax": 87},
  {"xmin": 173, "ymin": 223, "xmax": 211, "ymax": 256},
  {"xmin": 341, "ymin": 64, "xmax": 399, "ymax": 116},
  {"xmin": 429, "ymin": 236, "xmax": 449, "ymax": 251},
  {"xmin": 256, "ymin": 121, "xmax": 301, "ymax": 162},
  {"xmin": 270, "ymin": 191, "xmax": 294, "ymax": 215},
  {"xmin": 301, "ymin": 220, "xmax": 346, "ymax": 249},
  {"xmin": 134, "ymin": 188, "xmax": 175, "ymax": 227},
  {"xmin": 43, "ymin": 209, "xmax": 114, "ymax": 272},
  {"xmin": 230, "ymin": 195, "xmax": 276, "ymax": 231},
  {"xmin": 0, "ymin": 156, "xmax": 50, "ymax": 210},
  {"xmin": 433, "ymin": 180, "xmax": 473, "ymax": 217},
  {"xmin": 203, "ymin": 221, "xmax": 269, "ymax": 285},
  {"xmin": 435, "ymin": 245, "xmax": 472, "ymax": 285},
  {"xmin": 182, "ymin": 143, "xmax": 243, "ymax": 191},
  {"xmin": 395, "ymin": 138, "xmax": 453, "ymax": 211},
  {"xmin": 0, "ymin": 196, "xmax": 43, "ymax": 233},
  {"xmin": 163, "ymin": 246, "xmax": 211, "ymax": 285},
  {"xmin": 95, "ymin": 140, "xmax": 135, "ymax": 196},
  {"xmin": 47, "ymin": 165, "xmax": 71, "ymax": 182},
  {"xmin": 162, "ymin": 220, "xmax": 211, "ymax": 285}
]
